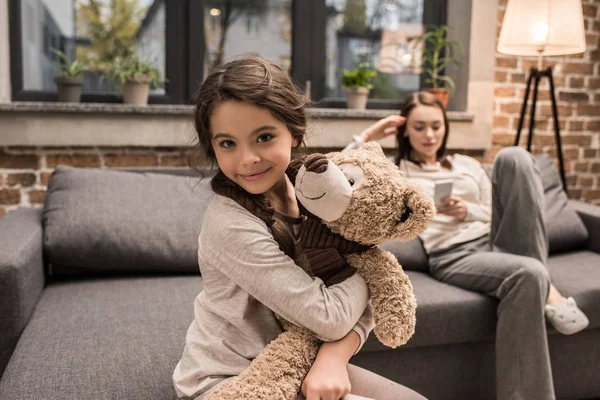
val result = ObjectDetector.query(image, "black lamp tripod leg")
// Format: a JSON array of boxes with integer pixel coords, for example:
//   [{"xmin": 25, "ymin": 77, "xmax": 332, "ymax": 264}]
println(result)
[
  {"xmin": 527, "ymin": 73, "xmax": 541, "ymax": 153},
  {"xmin": 515, "ymin": 70, "xmax": 535, "ymax": 146},
  {"xmin": 548, "ymin": 69, "xmax": 567, "ymax": 191}
]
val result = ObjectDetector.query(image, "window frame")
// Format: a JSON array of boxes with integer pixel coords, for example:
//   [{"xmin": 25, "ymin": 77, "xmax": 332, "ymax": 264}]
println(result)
[
  {"xmin": 8, "ymin": 0, "xmax": 192, "ymax": 104},
  {"xmin": 9, "ymin": 0, "xmax": 451, "ymax": 108}
]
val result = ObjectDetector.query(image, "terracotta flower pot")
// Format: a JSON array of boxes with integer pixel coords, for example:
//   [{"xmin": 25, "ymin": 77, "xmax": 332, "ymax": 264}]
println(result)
[
  {"xmin": 122, "ymin": 77, "xmax": 151, "ymax": 105},
  {"xmin": 424, "ymin": 88, "xmax": 450, "ymax": 109},
  {"xmin": 55, "ymin": 76, "xmax": 83, "ymax": 102},
  {"xmin": 344, "ymin": 87, "xmax": 370, "ymax": 110}
]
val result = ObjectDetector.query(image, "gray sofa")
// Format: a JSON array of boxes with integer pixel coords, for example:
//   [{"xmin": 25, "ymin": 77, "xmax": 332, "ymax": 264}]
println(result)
[{"xmin": 0, "ymin": 155, "xmax": 599, "ymax": 400}]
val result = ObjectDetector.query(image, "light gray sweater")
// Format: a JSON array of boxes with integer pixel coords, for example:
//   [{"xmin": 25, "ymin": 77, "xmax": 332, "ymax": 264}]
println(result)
[{"xmin": 173, "ymin": 194, "xmax": 374, "ymax": 399}]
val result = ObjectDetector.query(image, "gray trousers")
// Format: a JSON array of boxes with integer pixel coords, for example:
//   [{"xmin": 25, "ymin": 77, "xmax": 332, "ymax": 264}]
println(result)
[{"xmin": 428, "ymin": 147, "xmax": 554, "ymax": 400}]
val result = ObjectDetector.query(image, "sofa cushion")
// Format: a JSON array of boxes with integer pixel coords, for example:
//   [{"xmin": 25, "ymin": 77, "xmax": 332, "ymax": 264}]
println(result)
[
  {"xmin": 43, "ymin": 166, "xmax": 213, "ymax": 275},
  {"xmin": 534, "ymin": 155, "xmax": 589, "ymax": 254},
  {"xmin": 0, "ymin": 275, "xmax": 202, "ymax": 400},
  {"xmin": 380, "ymin": 239, "xmax": 428, "ymax": 272}
]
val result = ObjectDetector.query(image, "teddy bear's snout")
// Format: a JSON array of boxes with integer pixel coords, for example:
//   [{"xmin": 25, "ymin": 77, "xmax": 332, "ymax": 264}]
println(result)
[{"xmin": 304, "ymin": 154, "xmax": 329, "ymax": 173}]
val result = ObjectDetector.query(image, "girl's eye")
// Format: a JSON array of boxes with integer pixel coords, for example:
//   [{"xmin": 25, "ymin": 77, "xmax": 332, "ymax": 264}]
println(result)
[
  {"xmin": 257, "ymin": 133, "xmax": 274, "ymax": 143},
  {"xmin": 348, "ymin": 179, "xmax": 355, "ymax": 186},
  {"xmin": 433, "ymin": 125, "xmax": 441, "ymax": 130},
  {"xmin": 219, "ymin": 140, "xmax": 235, "ymax": 148}
]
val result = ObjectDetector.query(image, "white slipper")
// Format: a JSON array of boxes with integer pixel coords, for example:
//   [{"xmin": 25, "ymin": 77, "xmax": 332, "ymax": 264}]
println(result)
[{"xmin": 545, "ymin": 297, "xmax": 589, "ymax": 335}]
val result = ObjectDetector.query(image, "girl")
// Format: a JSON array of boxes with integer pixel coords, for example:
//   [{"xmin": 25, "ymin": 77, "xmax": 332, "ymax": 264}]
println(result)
[
  {"xmin": 345, "ymin": 91, "xmax": 589, "ymax": 400},
  {"xmin": 173, "ymin": 56, "xmax": 426, "ymax": 400}
]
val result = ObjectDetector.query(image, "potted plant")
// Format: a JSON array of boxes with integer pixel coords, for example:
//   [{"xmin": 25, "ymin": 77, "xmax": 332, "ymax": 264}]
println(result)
[
  {"xmin": 412, "ymin": 25, "xmax": 463, "ymax": 108},
  {"xmin": 341, "ymin": 63, "xmax": 377, "ymax": 110},
  {"xmin": 52, "ymin": 49, "xmax": 88, "ymax": 102},
  {"xmin": 105, "ymin": 54, "xmax": 165, "ymax": 105}
]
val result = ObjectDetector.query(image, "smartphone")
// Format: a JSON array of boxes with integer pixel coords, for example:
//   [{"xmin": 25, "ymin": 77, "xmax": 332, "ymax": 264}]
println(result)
[{"xmin": 433, "ymin": 179, "xmax": 453, "ymax": 207}]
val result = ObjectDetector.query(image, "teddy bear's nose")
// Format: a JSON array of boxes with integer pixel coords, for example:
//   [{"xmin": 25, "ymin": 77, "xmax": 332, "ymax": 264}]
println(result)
[{"xmin": 304, "ymin": 154, "xmax": 329, "ymax": 173}]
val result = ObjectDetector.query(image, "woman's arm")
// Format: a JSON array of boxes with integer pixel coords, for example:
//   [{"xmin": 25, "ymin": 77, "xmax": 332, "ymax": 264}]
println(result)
[
  {"xmin": 342, "ymin": 115, "xmax": 405, "ymax": 153},
  {"xmin": 463, "ymin": 163, "xmax": 492, "ymax": 222},
  {"xmin": 201, "ymin": 197, "xmax": 369, "ymax": 342}
]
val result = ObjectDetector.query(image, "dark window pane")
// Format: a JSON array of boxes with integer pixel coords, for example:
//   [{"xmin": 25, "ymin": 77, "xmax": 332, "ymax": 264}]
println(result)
[
  {"xmin": 203, "ymin": 0, "xmax": 292, "ymax": 76},
  {"xmin": 325, "ymin": 0, "xmax": 423, "ymax": 101},
  {"xmin": 19, "ymin": 0, "xmax": 166, "ymax": 95}
]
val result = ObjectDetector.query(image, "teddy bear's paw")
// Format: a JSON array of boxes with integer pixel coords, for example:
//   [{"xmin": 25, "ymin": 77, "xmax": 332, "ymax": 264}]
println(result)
[{"xmin": 373, "ymin": 315, "xmax": 416, "ymax": 348}]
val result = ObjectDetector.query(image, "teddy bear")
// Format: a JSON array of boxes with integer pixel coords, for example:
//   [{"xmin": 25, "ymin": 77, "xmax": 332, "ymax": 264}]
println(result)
[{"xmin": 208, "ymin": 142, "xmax": 435, "ymax": 400}]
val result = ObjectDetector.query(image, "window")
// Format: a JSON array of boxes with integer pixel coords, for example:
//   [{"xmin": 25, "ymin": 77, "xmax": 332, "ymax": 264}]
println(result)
[{"xmin": 9, "ymin": 0, "xmax": 448, "ymax": 107}]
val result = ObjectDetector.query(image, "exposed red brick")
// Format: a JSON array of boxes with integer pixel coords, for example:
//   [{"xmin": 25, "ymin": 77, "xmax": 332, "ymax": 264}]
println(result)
[
  {"xmin": 500, "ymin": 102, "xmax": 523, "ymax": 114},
  {"xmin": 540, "ymin": 105, "xmax": 573, "ymax": 117},
  {"xmin": 559, "ymin": 91, "xmax": 589, "ymax": 102},
  {"xmin": 28, "ymin": 190, "xmax": 46, "ymax": 204},
  {"xmin": 7, "ymin": 173, "xmax": 36, "ymax": 187},
  {"xmin": 0, "ymin": 153, "xmax": 39, "ymax": 169},
  {"xmin": 569, "ymin": 121, "xmax": 585, "ymax": 131},
  {"xmin": 510, "ymin": 73, "xmax": 527, "ymax": 84},
  {"xmin": 46, "ymin": 154, "xmax": 101, "ymax": 168},
  {"xmin": 582, "ymin": 4, "xmax": 598, "ymax": 17},
  {"xmin": 561, "ymin": 135, "xmax": 592, "ymax": 146},
  {"xmin": 584, "ymin": 149, "xmax": 597, "ymax": 158},
  {"xmin": 41, "ymin": 172, "xmax": 53, "ymax": 186},
  {"xmin": 492, "ymin": 133, "xmax": 515, "ymax": 145},
  {"xmin": 0, "ymin": 189, "xmax": 21, "ymax": 205},
  {"xmin": 592, "ymin": 163, "xmax": 600, "ymax": 173},
  {"xmin": 493, "ymin": 116, "xmax": 510, "ymax": 129},
  {"xmin": 583, "ymin": 190, "xmax": 600, "ymax": 201},
  {"xmin": 494, "ymin": 87, "xmax": 516, "ymax": 97},
  {"xmin": 569, "ymin": 78, "xmax": 584, "ymax": 89},
  {"xmin": 104, "ymin": 154, "xmax": 159, "ymax": 168},
  {"xmin": 584, "ymin": 120, "xmax": 600, "ymax": 131},
  {"xmin": 589, "ymin": 77, "xmax": 600, "ymax": 89},
  {"xmin": 577, "ymin": 104, "xmax": 600, "ymax": 116},
  {"xmin": 562, "ymin": 63, "xmax": 595, "ymax": 75},
  {"xmin": 495, "ymin": 71, "xmax": 508, "ymax": 82},
  {"xmin": 160, "ymin": 155, "xmax": 188, "ymax": 167},
  {"xmin": 496, "ymin": 57, "xmax": 517, "ymax": 69},
  {"xmin": 578, "ymin": 176, "xmax": 595, "ymax": 188}
]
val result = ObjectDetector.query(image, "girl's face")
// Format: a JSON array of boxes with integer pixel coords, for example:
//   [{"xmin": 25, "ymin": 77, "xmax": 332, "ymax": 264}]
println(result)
[
  {"xmin": 404, "ymin": 104, "xmax": 446, "ymax": 163},
  {"xmin": 210, "ymin": 100, "xmax": 299, "ymax": 196}
]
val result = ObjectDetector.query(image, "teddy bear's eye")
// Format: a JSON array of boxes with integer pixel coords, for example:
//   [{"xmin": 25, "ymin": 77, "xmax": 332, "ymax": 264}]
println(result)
[{"xmin": 348, "ymin": 179, "xmax": 355, "ymax": 186}]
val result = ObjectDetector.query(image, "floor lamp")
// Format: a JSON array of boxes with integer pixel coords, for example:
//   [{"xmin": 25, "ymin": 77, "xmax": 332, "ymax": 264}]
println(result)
[{"xmin": 497, "ymin": 0, "xmax": 586, "ymax": 190}]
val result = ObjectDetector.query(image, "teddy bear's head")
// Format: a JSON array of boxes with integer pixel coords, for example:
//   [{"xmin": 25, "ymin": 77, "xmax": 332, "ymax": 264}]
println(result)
[{"xmin": 293, "ymin": 142, "xmax": 435, "ymax": 245}]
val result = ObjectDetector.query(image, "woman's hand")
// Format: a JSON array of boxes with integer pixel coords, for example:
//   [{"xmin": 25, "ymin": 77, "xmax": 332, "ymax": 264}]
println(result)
[
  {"xmin": 301, "ymin": 330, "xmax": 360, "ymax": 400},
  {"xmin": 437, "ymin": 196, "xmax": 468, "ymax": 221},
  {"xmin": 301, "ymin": 354, "xmax": 351, "ymax": 400},
  {"xmin": 359, "ymin": 115, "xmax": 406, "ymax": 143}
]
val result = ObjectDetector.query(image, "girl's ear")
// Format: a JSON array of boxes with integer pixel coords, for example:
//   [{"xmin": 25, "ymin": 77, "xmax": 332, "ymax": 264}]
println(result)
[{"xmin": 292, "ymin": 136, "xmax": 300, "ymax": 148}]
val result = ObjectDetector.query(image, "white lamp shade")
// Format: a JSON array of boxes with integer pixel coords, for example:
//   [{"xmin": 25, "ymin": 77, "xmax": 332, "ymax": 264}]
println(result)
[{"xmin": 497, "ymin": 0, "xmax": 586, "ymax": 56}]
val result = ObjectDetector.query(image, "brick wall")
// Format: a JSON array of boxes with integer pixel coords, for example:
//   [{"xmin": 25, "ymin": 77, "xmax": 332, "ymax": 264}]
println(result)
[
  {"xmin": 492, "ymin": 0, "xmax": 600, "ymax": 205},
  {"xmin": 0, "ymin": 147, "xmax": 193, "ymax": 218}
]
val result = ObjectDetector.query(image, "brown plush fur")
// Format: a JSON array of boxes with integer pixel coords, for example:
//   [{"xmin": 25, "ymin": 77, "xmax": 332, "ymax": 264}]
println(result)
[{"xmin": 208, "ymin": 143, "xmax": 435, "ymax": 400}]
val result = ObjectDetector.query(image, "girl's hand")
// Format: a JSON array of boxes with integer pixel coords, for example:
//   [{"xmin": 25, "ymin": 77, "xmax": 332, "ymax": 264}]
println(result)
[
  {"xmin": 301, "ymin": 354, "xmax": 351, "ymax": 400},
  {"xmin": 437, "ymin": 196, "xmax": 468, "ymax": 221},
  {"xmin": 359, "ymin": 115, "xmax": 406, "ymax": 143}
]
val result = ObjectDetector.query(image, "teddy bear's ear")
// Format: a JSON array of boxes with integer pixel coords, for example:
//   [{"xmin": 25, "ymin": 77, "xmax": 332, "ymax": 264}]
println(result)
[
  {"xmin": 362, "ymin": 142, "xmax": 386, "ymax": 159},
  {"xmin": 286, "ymin": 155, "xmax": 308, "ymax": 184}
]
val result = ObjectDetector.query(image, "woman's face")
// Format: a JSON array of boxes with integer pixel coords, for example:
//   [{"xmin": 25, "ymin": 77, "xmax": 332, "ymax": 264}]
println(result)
[
  {"xmin": 404, "ymin": 104, "xmax": 446, "ymax": 163},
  {"xmin": 209, "ymin": 100, "xmax": 298, "ymax": 196}
]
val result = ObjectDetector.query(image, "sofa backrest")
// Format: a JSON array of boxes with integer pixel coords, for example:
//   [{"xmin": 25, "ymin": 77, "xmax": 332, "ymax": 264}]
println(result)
[{"xmin": 43, "ymin": 166, "xmax": 214, "ymax": 276}]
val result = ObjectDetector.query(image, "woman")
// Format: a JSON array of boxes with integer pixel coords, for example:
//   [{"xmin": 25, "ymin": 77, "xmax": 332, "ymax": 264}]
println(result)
[{"xmin": 345, "ymin": 91, "xmax": 589, "ymax": 400}]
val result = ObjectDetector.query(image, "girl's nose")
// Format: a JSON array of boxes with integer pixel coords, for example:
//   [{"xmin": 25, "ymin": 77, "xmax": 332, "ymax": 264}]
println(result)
[{"xmin": 240, "ymin": 149, "xmax": 260, "ymax": 166}]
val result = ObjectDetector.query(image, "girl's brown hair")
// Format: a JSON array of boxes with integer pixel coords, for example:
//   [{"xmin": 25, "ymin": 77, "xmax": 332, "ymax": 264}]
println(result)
[
  {"xmin": 395, "ymin": 91, "xmax": 452, "ymax": 169},
  {"xmin": 192, "ymin": 55, "xmax": 309, "ymax": 259}
]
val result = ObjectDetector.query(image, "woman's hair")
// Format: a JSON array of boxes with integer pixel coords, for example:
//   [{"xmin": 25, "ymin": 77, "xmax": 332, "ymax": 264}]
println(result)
[
  {"xmin": 192, "ymin": 55, "xmax": 309, "ymax": 259},
  {"xmin": 395, "ymin": 91, "xmax": 452, "ymax": 169}
]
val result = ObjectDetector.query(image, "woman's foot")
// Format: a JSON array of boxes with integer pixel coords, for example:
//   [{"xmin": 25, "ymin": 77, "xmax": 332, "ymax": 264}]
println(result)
[{"xmin": 545, "ymin": 297, "xmax": 589, "ymax": 335}]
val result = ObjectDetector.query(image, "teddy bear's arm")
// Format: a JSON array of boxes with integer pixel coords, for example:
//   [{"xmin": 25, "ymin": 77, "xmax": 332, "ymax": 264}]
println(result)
[
  {"xmin": 345, "ymin": 247, "xmax": 417, "ymax": 349},
  {"xmin": 207, "ymin": 323, "xmax": 321, "ymax": 400}
]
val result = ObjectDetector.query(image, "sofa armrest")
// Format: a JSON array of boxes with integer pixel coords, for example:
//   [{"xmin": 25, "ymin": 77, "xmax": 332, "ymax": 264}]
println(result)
[
  {"xmin": 0, "ymin": 208, "xmax": 45, "ymax": 377},
  {"xmin": 569, "ymin": 200, "xmax": 600, "ymax": 254}
]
